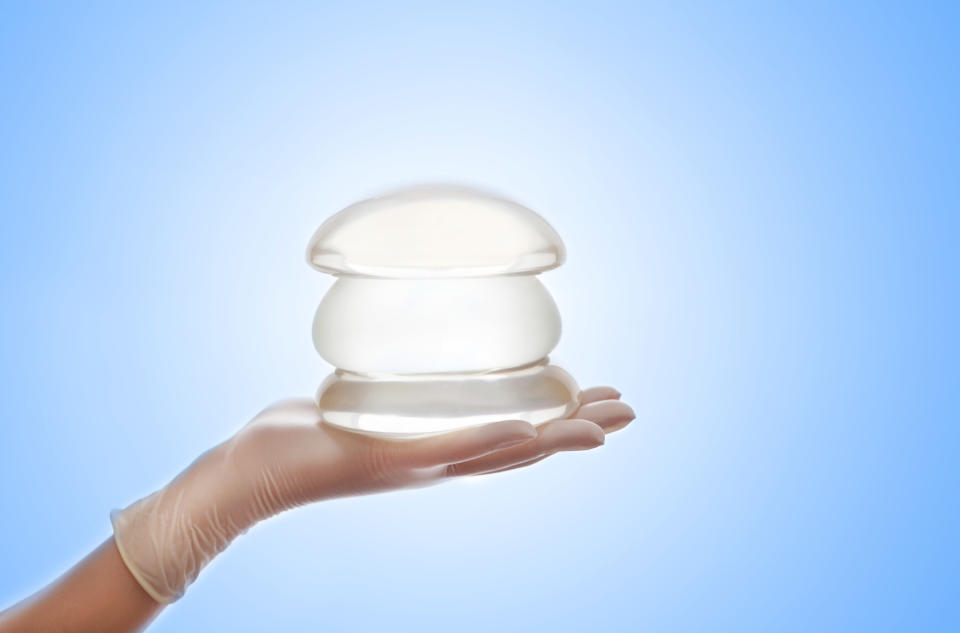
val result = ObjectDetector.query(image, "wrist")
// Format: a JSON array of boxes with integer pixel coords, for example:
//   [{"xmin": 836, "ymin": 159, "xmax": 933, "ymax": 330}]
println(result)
[{"xmin": 110, "ymin": 444, "xmax": 247, "ymax": 603}]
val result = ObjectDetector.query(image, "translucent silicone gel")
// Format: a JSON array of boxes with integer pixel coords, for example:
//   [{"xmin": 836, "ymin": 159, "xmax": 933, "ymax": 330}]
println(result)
[
  {"xmin": 313, "ymin": 276, "xmax": 561, "ymax": 374},
  {"xmin": 307, "ymin": 186, "xmax": 579, "ymax": 436},
  {"xmin": 317, "ymin": 360, "xmax": 580, "ymax": 437}
]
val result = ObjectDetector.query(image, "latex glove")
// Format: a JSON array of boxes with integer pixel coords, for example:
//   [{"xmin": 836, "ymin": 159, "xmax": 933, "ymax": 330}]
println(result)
[{"xmin": 110, "ymin": 387, "xmax": 634, "ymax": 603}]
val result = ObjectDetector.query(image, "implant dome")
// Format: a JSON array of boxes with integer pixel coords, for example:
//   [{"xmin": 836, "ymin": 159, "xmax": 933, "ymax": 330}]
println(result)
[{"xmin": 306, "ymin": 185, "xmax": 566, "ymax": 278}]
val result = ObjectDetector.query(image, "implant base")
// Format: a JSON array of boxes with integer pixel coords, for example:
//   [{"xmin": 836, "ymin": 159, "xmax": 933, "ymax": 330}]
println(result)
[{"xmin": 316, "ymin": 359, "xmax": 580, "ymax": 438}]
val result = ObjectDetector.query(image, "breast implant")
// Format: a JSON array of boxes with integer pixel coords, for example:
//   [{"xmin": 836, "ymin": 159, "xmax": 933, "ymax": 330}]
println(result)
[{"xmin": 307, "ymin": 186, "xmax": 580, "ymax": 436}]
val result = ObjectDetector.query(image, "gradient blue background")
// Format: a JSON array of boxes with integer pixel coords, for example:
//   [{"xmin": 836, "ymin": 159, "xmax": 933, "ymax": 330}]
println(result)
[{"xmin": 1, "ymin": 2, "xmax": 957, "ymax": 631}]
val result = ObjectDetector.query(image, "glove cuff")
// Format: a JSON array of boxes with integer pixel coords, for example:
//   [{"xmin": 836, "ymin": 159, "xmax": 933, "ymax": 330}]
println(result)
[{"xmin": 110, "ymin": 447, "xmax": 245, "ymax": 603}]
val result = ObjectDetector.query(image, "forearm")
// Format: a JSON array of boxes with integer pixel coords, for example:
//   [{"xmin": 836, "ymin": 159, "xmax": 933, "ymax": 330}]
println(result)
[{"xmin": 0, "ymin": 538, "xmax": 163, "ymax": 633}]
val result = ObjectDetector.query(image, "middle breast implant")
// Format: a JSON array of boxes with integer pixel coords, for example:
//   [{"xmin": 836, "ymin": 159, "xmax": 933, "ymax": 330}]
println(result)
[{"xmin": 313, "ymin": 276, "xmax": 561, "ymax": 376}]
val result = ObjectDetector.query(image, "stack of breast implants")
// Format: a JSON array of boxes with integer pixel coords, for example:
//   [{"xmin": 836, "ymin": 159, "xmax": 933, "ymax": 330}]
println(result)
[{"xmin": 307, "ymin": 185, "xmax": 580, "ymax": 437}]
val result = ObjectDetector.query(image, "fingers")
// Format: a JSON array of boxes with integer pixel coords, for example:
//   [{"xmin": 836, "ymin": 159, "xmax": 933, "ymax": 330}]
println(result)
[
  {"xmin": 445, "ymin": 418, "xmax": 604, "ymax": 477},
  {"xmin": 480, "ymin": 453, "xmax": 551, "ymax": 475},
  {"xmin": 472, "ymin": 394, "xmax": 636, "ymax": 476},
  {"xmin": 580, "ymin": 386, "xmax": 621, "ymax": 405},
  {"xmin": 575, "ymin": 399, "xmax": 635, "ymax": 434},
  {"xmin": 399, "ymin": 420, "xmax": 538, "ymax": 468}
]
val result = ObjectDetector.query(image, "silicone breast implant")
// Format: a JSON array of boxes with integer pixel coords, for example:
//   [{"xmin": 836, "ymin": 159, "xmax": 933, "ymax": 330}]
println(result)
[{"xmin": 308, "ymin": 186, "xmax": 580, "ymax": 436}]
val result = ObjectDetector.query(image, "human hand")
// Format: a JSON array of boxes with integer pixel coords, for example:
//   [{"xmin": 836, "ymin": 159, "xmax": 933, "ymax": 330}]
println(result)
[{"xmin": 110, "ymin": 387, "xmax": 634, "ymax": 603}]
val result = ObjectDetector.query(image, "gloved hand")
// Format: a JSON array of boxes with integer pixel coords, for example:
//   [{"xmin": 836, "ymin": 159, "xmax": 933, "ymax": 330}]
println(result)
[{"xmin": 110, "ymin": 386, "xmax": 634, "ymax": 603}]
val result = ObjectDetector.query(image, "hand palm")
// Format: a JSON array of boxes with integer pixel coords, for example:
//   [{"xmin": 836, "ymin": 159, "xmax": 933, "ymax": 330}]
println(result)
[{"xmin": 225, "ymin": 386, "xmax": 634, "ymax": 515}]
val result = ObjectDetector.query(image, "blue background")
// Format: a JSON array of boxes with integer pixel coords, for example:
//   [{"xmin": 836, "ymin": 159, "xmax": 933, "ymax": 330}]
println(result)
[{"xmin": 1, "ymin": 2, "xmax": 957, "ymax": 631}]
